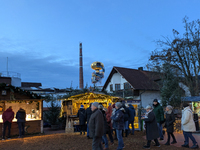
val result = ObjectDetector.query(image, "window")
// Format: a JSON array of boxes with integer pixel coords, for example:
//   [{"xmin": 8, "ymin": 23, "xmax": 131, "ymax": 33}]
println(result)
[
  {"xmin": 133, "ymin": 90, "xmax": 140, "ymax": 96},
  {"xmin": 115, "ymin": 84, "xmax": 120, "ymax": 91},
  {"xmin": 124, "ymin": 82, "xmax": 131, "ymax": 90},
  {"xmin": 110, "ymin": 84, "xmax": 113, "ymax": 91}
]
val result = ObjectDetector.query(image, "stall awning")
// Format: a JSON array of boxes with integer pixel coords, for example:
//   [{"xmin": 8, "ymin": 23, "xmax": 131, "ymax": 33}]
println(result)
[{"xmin": 182, "ymin": 96, "xmax": 200, "ymax": 102}]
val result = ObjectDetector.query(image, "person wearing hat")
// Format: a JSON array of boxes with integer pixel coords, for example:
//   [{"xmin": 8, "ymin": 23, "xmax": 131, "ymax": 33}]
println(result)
[
  {"xmin": 141, "ymin": 105, "xmax": 160, "ymax": 149},
  {"xmin": 128, "ymin": 104, "xmax": 135, "ymax": 135},
  {"xmin": 153, "ymin": 99, "xmax": 164, "ymax": 140},
  {"xmin": 77, "ymin": 104, "xmax": 86, "ymax": 135},
  {"xmin": 164, "ymin": 105, "xmax": 177, "ymax": 145},
  {"xmin": 111, "ymin": 102, "xmax": 125, "ymax": 150},
  {"xmin": 88, "ymin": 102, "xmax": 104, "ymax": 150},
  {"xmin": 181, "ymin": 103, "xmax": 199, "ymax": 149}
]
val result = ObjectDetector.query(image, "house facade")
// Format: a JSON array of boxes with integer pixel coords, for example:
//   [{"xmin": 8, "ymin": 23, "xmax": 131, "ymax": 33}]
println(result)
[{"xmin": 102, "ymin": 66, "xmax": 162, "ymax": 107}]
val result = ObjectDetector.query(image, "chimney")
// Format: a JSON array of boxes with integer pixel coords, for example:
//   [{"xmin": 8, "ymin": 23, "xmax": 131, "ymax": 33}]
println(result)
[
  {"xmin": 138, "ymin": 67, "xmax": 143, "ymax": 71},
  {"xmin": 79, "ymin": 43, "xmax": 84, "ymax": 89}
]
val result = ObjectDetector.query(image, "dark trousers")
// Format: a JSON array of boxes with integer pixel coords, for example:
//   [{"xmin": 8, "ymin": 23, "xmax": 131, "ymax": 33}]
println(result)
[
  {"xmin": 3, "ymin": 121, "xmax": 12, "ymax": 138},
  {"xmin": 183, "ymin": 131, "xmax": 197, "ymax": 145},
  {"xmin": 92, "ymin": 137, "xmax": 103, "ymax": 150},
  {"xmin": 167, "ymin": 132, "xmax": 176, "ymax": 143},
  {"xmin": 18, "ymin": 122, "xmax": 25, "ymax": 137},
  {"xmin": 107, "ymin": 130, "xmax": 114, "ymax": 143},
  {"xmin": 79, "ymin": 125, "xmax": 85, "ymax": 134},
  {"xmin": 147, "ymin": 139, "xmax": 159, "ymax": 146}
]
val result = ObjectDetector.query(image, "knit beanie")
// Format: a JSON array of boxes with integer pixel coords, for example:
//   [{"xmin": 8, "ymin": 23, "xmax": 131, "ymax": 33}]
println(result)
[
  {"xmin": 115, "ymin": 102, "xmax": 122, "ymax": 108},
  {"xmin": 92, "ymin": 102, "xmax": 99, "ymax": 108},
  {"xmin": 166, "ymin": 105, "xmax": 173, "ymax": 110}
]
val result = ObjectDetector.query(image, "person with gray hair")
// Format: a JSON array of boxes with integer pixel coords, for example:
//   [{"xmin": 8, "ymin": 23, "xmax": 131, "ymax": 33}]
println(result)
[
  {"xmin": 164, "ymin": 105, "xmax": 177, "ymax": 145},
  {"xmin": 141, "ymin": 105, "xmax": 160, "ymax": 149},
  {"xmin": 111, "ymin": 102, "xmax": 125, "ymax": 150},
  {"xmin": 88, "ymin": 102, "xmax": 104, "ymax": 150}
]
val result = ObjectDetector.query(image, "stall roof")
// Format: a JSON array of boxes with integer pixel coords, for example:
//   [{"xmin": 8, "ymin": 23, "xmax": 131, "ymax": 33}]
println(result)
[
  {"xmin": 62, "ymin": 92, "xmax": 122, "ymax": 101},
  {"xmin": 182, "ymin": 96, "xmax": 200, "ymax": 102}
]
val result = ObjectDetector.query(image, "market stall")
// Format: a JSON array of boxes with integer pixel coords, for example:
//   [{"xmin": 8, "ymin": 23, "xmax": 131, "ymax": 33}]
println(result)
[
  {"xmin": 61, "ymin": 92, "xmax": 140, "ymax": 132},
  {"xmin": 0, "ymin": 84, "xmax": 43, "ymax": 137}
]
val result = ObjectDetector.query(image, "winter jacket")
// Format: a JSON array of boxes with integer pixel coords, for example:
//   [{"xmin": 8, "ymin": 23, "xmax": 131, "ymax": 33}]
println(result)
[
  {"xmin": 143, "ymin": 111, "xmax": 160, "ymax": 140},
  {"xmin": 77, "ymin": 108, "xmax": 86, "ymax": 125},
  {"xmin": 122, "ymin": 104, "xmax": 130, "ymax": 122},
  {"xmin": 88, "ymin": 109, "xmax": 104, "ymax": 138},
  {"xmin": 128, "ymin": 105, "xmax": 135, "ymax": 123},
  {"xmin": 16, "ymin": 109, "xmax": 26, "ymax": 123},
  {"xmin": 85, "ymin": 107, "xmax": 92, "ymax": 123},
  {"xmin": 165, "ymin": 110, "xmax": 175, "ymax": 133},
  {"xmin": 100, "ymin": 109, "xmax": 109, "ymax": 134},
  {"xmin": 153, "ymin": 103, "xmax": 164, "ymax": 123},
  {"xmin": 111, "ymin": 107, "xmax": 124, "ymax": 130},
  {"xmin": 2, "ymin": 108, "xmax": 14, "ymax": 123},
  {"xmin": 181, "ymin": 106, "xmax": 196, "ymax": 132}
]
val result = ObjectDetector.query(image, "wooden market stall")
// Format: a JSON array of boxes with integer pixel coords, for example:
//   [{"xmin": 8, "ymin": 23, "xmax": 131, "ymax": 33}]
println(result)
[
  {"xmin": 61, "ymin": 92, "xmax": 140, "ymax": 131},
  {"xmin": 0, "ymin": 84, "xmax": 43, "ymax": 137}
]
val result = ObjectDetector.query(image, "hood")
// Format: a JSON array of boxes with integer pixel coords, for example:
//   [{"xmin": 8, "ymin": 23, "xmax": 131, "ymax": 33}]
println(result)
[
  {"xmin": 119, "ymin": 107, "xmax": 125, "ymax": 113},
  {"xmin": 153, "ymin": 102, "xmax": 160, "ymax": 107},
  {"xmin": 18, "ymin": 109, "xmax": 25, "ymax": 113},
  {"xmin": 5, "ymin": 108, "xmax": 13, "ymax": 112},
  {"xmin": 129, "ymin": 105, "xmax": 134, "ymax": 109},
  {"xmin": 79, "ymin": 108, "xmax": 85, "ymax": 111}
]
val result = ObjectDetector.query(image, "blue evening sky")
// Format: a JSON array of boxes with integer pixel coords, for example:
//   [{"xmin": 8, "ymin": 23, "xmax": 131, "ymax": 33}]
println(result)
[{"xmin": 0, "ymin": 0, "xmax": 199, "ymax": 89}]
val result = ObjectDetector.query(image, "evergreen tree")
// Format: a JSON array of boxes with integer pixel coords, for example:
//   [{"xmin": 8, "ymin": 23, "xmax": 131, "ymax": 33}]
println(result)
[{"xmin": 160, "ymin": 63, "xmax": 182, "ymax": 107}]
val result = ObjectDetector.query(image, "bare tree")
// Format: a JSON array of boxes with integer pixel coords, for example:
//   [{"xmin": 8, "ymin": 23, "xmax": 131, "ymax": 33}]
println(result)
[{"xmin": 148, "ymin": 17, "xmax": 200, "ymax": 96}]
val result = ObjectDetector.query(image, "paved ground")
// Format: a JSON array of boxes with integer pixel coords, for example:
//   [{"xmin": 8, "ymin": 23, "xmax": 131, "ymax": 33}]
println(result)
[{"xmin": 159, "ymin": 132, "xmax": 200, "ymax": 148}]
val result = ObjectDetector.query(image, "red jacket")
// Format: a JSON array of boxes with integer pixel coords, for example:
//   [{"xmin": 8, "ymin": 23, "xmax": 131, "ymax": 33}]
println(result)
[{"xmin": 2, "ymin": 108, "xmax": 14, "ymax": 123}]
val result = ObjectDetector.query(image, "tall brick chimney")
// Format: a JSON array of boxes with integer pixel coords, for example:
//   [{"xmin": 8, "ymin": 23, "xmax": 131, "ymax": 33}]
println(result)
[{"xmin": 79, "ymin": 43, "xmax": 84, "ymax": 89}]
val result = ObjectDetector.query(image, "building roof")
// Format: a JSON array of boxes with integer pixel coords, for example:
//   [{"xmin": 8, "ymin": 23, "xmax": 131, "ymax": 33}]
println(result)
[
  {"xmin": 21, "ymin": 82, "xmax": 42, "ymax": 88},
  {"xmin": 102, "ymin": 66, "xmax": 161, "ymax": 91}
]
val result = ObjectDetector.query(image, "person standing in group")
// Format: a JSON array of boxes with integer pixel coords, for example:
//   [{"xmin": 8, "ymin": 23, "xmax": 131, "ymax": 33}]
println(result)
[
  {"xmin": 181, "ymin": 103, "xmax": 199, "ymax": 149},
  {"xmin": 141, "ymin": 105, "xmax": 160, "ymax": 149},
  {"xmin": 164, "ymin": 105, "xmax": 177, "ymax": 145},
  {"xmin": 88, "ymin": 102, "xmax": 104, "ymax": 150},
  {"xmin": 122, "ymin": 102, "xmax": 130, "ymax": 137},
  {"xmin": 85, "ymin": 103, "xmax": 92, "ymax": 139},
  {"xmin": 77, "ymin": 104, "xmax": 86, "ymax": 135},
  {"xmin": 128, "ymin": 104, "xmax": 135, "ymax": 135},
  {"xmin": 16, "ymin": 107, "xmax": 26, "ymax": 138},
  {"xmin": 112, "ymin": 102, "xmax": 125, "ymax": 150},
  {"xmin": 153, "ymin": 99, "xmax": 164, "ymax": 140},
  {"xmin": 98, "ymin": 104, "xmax": 109, "ymax": 150},
  {"xmin": 111, "ymin": 104, "xmax": 117, "ymax": 141},
  {"xmin": 106, "ymin": 103, "xmax": 114, "ymax": 146},
  {"xmin": 2, "ymin": 106, "xmax": 14, "ymax": 140}
]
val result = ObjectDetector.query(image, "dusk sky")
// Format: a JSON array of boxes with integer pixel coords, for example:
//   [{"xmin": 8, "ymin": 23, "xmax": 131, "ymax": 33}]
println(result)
[{"xmin": 0, "ymin": 0, "xmax": 199, "ymax": 89}]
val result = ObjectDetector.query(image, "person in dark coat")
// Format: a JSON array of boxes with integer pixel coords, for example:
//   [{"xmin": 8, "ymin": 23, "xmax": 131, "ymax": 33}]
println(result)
[
  {"xmin": 106, "ymin": 103, "xmax": 114, "ymax": 145},
  {"xmin": 142, "ymin": 105, "xmax": 160, "ymax": 149},
  {"xmin": 85, "ymin": 103, "xmax": 92, "ymax": 138},
  {"xmin": 153, "ymin": 99, "xmax": 164, "ymax": 140},
  {"xmin": 77, "ymin": 104, "xmax": 86, "ymax": 135},
  {"xmin": 122, "ymin": 102, "xmax": 130, "ymax": 137},
  {"xmin": 164, "ymin": 105, "xmax": 177, "ymax": 145},
  {"xmin": 2, "ymin": 106, "xmax": 14, "ymax": 140},
  {"xmin": 111, "ymin": 102, "xmax": 125, "ymax": 150},
  {"xmin": 16, "ymin": 107, "xmax": 26, "ymax": 138},
  {"xmin": 98, "ymin": 104, "xmax": 109, "ymax": 150},
  {"xmin": 88, "ymin": 102, "xmax": 104, "ymax": 150},
  {"xmin": 128, "ymin": 104, "xmax": 135, "ymax": 135}
]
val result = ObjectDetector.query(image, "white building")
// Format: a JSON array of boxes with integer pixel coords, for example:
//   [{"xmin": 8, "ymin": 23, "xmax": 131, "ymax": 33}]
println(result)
[{"xmin": 102, "ymin": 66, "xmax": 162, "ymax": 107}]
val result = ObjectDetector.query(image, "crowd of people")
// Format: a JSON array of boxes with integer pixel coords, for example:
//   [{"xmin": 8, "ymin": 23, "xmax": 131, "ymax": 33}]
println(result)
[
  {"xmin": 77, "ymin": 101, "xmax": 136, "ymax": 150},
  {"xmin": 2, "ymin": 99, "xmax": 200, "ymax": 150},
  {"xmin": 2, "ymin": 107, "xmax": 26, "ymax": 140},
  {"xmin": 77, "ymin": 99, "xmax": 199, "ymax": 150}
]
